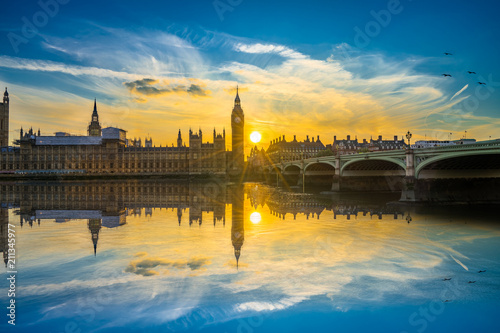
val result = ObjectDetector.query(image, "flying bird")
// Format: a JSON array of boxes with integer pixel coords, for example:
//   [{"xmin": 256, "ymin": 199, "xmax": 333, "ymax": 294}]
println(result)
[
  {"xmin": 467, "ymin": 71, "xmax": 476, "ymax": 74},
  {"xmin": 477, "ymin": 82, "xmax": 486, "ymax": 85},
  {"xmin": 444, "ymin": 52, "xmax": 453, "ymax": 55},
  {"xmin": 443, "ymin": 300, "xmax": 451, "ymax": 303},
  {"xmin": 478, "ymin": 270, "xmax": 486, "ymax": 273},
  {"xmin": 442, "ymin": 74, "xmax": 452, "ymax": 77},
  {"xmin": 468, "ymin": 281, "xmax": 476, "ymax": 283},
  {"xmin": 443, "ymin": 278, "xmax": 452, "ymax": 281}
]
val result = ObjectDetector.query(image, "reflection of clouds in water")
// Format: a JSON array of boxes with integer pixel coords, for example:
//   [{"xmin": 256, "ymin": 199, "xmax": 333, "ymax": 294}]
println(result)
[
  {"xmin": 14, "ymin": 198, "xmax": 500, "ymax": 330},
  {"xmin": 219, "ymin": 215, "xmax": 498, "ymax": 316},
  {"xmin": 235, "ymin": 296, "xmax": 307, "ymax": 312},
  {"xmin": 125, "ymin": 254, "xmax": 211, "ymax": 276}
]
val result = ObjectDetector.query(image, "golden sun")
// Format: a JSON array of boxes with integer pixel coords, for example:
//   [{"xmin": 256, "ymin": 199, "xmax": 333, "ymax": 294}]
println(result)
[{"xmin": 250, "ymin": 131, "xmax": 262, "ymax": 143}]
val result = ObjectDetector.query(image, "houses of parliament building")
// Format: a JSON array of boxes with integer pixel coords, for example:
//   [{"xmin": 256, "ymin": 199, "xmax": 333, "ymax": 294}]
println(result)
[{"xmin": 0, "ymin": 87, "xmax": 246, "ymax": 176}]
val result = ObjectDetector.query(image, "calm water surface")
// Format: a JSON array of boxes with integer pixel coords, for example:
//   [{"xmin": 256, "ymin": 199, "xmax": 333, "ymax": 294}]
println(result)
[{"xmin": 1, "ymin": 181, "xmax": 500, "ymax": 333}]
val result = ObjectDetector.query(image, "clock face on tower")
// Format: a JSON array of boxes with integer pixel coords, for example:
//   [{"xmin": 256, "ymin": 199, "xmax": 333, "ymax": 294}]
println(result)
[{"xmin": 234, "ymin": 116, "xmax": 241, "ymax": 124}]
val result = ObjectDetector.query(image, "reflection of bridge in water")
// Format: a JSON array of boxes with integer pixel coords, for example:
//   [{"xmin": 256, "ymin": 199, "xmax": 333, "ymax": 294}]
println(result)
[
  {"xmin": 247, "ymin": 185, "xmax": 406, "ymax": 221},
  {"xmin": 266, "ymin": 141, "xmax": 500, "ymax": 202}
]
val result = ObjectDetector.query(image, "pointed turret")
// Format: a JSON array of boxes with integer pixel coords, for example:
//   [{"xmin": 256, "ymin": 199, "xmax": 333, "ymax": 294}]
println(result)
[
  {"xmin": 177, "ymin": 129, "xmax": 182, "ymax": 147},
  {"xmin": 3, "ymin": 87, "xmax": 8, "ymax": 103}
]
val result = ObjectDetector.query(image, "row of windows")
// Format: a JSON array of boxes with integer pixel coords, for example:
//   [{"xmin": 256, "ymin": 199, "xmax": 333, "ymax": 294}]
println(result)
[
  {"xmin": 1, "ymin": 153, "xmax": 225, "ymax": 162},
  {"xmin": 2, "ymin": 161, "xmax": 226, "ymax": 170}
]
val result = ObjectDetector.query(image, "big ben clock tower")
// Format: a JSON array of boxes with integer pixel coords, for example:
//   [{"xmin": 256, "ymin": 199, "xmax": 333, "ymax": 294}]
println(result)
[{"xmin": 231, "ymin": 86, "xmax": 244, "ymax": 174}]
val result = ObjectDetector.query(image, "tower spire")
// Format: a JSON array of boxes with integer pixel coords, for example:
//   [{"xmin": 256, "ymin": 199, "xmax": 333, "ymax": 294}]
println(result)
[{"xmin": 234, "ymin": 85, "xmax": 240, "ymax": 106}]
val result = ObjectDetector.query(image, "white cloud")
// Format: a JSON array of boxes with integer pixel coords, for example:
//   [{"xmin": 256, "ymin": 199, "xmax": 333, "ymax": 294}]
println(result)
[{"xmin": 234, "ymin": 42, "xmax": 306, "ymax": 59}]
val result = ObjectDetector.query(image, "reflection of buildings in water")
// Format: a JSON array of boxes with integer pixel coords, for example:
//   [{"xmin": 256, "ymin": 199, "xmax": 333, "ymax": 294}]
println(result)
[
  {"xmin": 0, "ymin": 182, "xmax": 406, "ymax": 265},
  {"xmin": 231, "ymin": 185, "xmax": 244, "ymax": 268},
  {"xmin": 332, "ymin": 205, "xmax": 404, "ymax": 220},
  {"xmin": 0, "ymin": 181, "xmax": 228, "ymax": 255},
  {"xmin": 1, "ymin": 207, "xmax": 7, "ymax": 266}
]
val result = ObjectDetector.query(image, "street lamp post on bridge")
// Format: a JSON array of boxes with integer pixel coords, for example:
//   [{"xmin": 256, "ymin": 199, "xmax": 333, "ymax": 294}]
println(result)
[{"xmin": 406, "ymin": 131, "xmax": 412, "ymax": 148}]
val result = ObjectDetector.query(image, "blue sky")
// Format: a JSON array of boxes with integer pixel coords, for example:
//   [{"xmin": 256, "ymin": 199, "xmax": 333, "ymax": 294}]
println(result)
[{"xmin": 0, "ymin": 0, "xmax": 499, "ymax": 148}]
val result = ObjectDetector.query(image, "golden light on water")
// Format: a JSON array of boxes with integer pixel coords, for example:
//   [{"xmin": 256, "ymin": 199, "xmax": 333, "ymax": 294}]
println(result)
[
  {"xmin": 250, "ymin": 131, "xmax": 262, "ymax": 143},
  {"xmin": 250, "ymin": 212, "xmax": 262, "ymax": 224}
]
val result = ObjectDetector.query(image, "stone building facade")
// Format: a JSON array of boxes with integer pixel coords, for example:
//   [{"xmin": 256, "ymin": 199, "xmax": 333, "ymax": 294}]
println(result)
[{"xmin": 0, "ymin": 93, "xmax": 231, "ymax": 176}]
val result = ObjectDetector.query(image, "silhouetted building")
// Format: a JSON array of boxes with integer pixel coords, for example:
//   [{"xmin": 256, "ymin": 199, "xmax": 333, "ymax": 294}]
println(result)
[
  {"xmin": 247, "ymin": 145, "xmax": 267, "ymax": 171},
  {"xmin": 328, "ymin": 135, "xmax": 407, "ymax": 155},
  {"xmin": 266, "ymin": 135, "xmax": 326, "ymax": 164}
]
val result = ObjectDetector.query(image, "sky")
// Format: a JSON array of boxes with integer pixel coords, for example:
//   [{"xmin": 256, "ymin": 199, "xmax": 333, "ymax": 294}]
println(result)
[{"xmin": 0, "ymin": 0, "xmax": 499, "ymax": 152}]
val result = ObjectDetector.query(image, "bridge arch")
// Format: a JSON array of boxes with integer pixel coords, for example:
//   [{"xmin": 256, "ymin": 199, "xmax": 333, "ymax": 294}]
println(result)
[
  {"xmin": 340, "ymin": 157, "xmax": 406, "ymax": 176},
  {"xmin": 304, "ymin": 161, "xmax": 336, "ymax": 172},
  {"xmin": 284, "ymin": 164, "xmax": 302, "ymax": 172},
  {"xmin": 415, "ymin": 151, "xmax": 500, "ymax": 179}
]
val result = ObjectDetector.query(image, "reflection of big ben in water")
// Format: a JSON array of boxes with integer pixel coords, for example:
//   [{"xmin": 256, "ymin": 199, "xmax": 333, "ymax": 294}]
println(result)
[
  {"xmin": 88, "ymin": 218, "xmax": 102, "ymax": 256},
  {"xmin": 231, "ymin": 184, "xmax": 244, "ymax": 269}
]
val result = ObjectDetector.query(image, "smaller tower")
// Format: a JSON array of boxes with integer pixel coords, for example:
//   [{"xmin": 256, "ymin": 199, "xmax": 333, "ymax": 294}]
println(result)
[
  {"xmin": 88, "ymin": 99, "xmax": 102, "ymax": 136},
  {"xmin": 177, "ymin": 129, "xmax": 182, "ymax": 148},
  {"xmin": 0, "ymin": 87, "xmax": 9, "ymax": 147}
]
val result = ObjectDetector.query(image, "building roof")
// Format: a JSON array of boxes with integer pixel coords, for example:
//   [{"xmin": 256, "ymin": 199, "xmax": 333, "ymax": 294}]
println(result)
[{"xmin": 36, "ymin": 136, "xmax": 102, "ymax": 146}]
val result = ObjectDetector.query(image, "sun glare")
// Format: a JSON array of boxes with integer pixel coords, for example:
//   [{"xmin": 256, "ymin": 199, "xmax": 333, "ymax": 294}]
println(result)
[
  {"xmin": 250, "ymin": 131, "xmax": 261, "ymax": 143},
  {"xmin": 250, "ymin": 212, "xmax": 262, "ymax": 224}
]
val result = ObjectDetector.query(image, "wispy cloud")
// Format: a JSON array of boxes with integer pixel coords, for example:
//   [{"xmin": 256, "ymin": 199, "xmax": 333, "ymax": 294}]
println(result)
[
  {"xmin": 0, "ymin": 55, "xmax": 141, "ymax": 80},
  {"xmin": 2, "ymin": 25, "xmax": 499, "ymax": 149},
  {"xmin": 450, "ymin": 84, "xmax": 469, "ymax": 101}
]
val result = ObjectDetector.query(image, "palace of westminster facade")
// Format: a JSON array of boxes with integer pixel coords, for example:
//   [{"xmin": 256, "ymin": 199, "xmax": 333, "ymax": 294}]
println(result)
[{"xmin": 0, "ymin": 87, "xmax": 246, "ymax": 176}]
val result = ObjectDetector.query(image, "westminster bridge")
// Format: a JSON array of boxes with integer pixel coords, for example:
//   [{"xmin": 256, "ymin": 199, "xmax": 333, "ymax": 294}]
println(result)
[{"xmin": 265, "ymin": 140, "xmax": 500, "ymax": 202}]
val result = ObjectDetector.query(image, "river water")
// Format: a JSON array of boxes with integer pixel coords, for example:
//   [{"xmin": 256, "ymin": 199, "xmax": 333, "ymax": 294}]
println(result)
[{"xmin": 1, "ymin": 180, "xmax": 499, "ymax": 332}]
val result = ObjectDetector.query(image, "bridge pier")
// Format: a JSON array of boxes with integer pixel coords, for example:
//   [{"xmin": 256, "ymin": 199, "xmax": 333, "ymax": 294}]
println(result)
[
  {"xmin": 331, "ymin": 175, "xmax": 341, "ymax": 191},
  {"xmin": 400, "ymin": 176, "xmax": 416, "ymax": 201},
  {"xmin": 297, "ymin": 171, "xmax": 304, "ymax": 186},
  {"xmin": 400, "ymin": 149, "xmax": 416, "ymax": 201}
]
